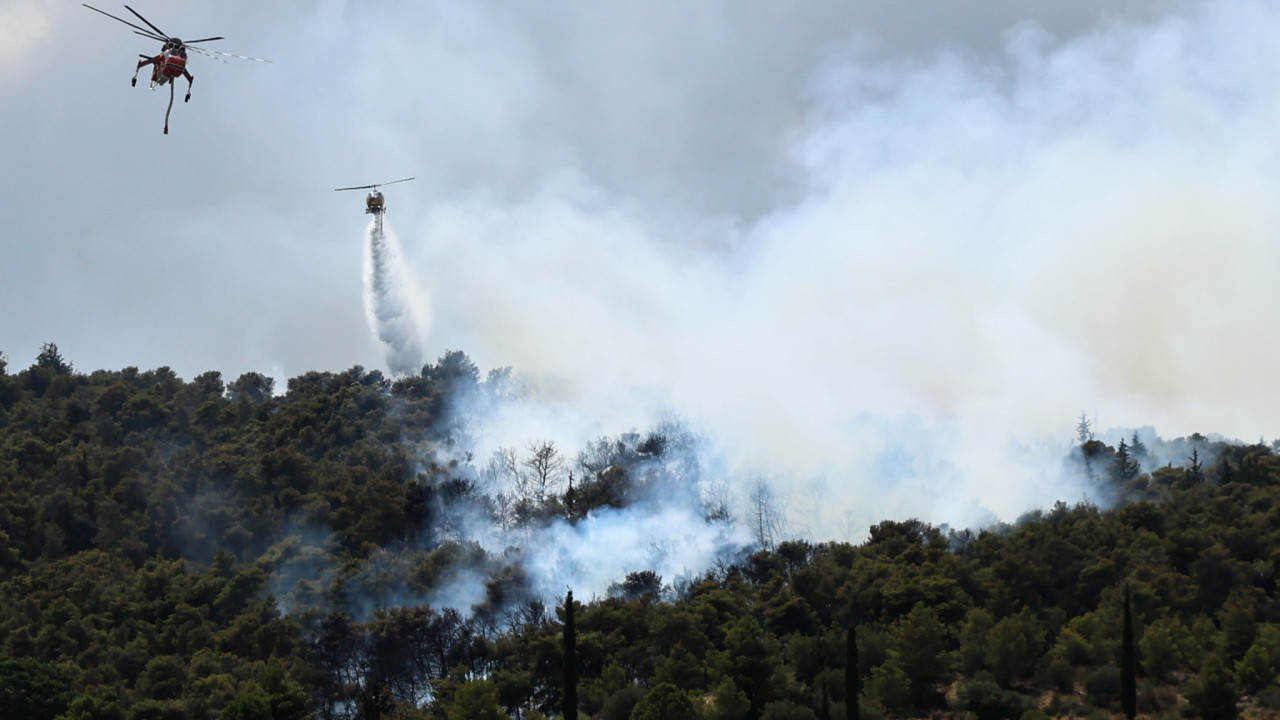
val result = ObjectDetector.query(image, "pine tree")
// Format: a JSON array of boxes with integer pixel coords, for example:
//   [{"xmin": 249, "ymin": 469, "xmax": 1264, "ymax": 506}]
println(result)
[
  {"xmin": 1188, "ymin": 448, "xmax": 1205, "ymax": 483},
  {"xmin": 1114, "ymin": 438, "xmax": 1139, "ymax": 481},
  {"xmin": 1187, "ymin": 655, "xmax": 1238, "ymax": 720},
  {"xmin": 34, "ymin": 342, "xmax": 73, "ymax": 374},
  {"xmin": 563, "ymin": 589, "xmax": 578, "ymax": 720},
  {"xmin": 1130, "ymin": 432, "xmax": 1148, "ymax": 461},
  {"xmin": 1122, "ymin": 585, "xmax": 1137, "ymax": 720}
]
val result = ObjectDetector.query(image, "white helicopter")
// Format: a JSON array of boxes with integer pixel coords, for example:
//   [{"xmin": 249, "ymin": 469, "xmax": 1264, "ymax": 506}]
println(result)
[{"xmin": 334, "ymin": 178, "xmax": 415, "ymax": 233}]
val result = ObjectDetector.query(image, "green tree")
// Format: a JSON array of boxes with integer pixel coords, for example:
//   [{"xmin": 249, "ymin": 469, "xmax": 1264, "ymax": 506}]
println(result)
[
  {"xmin": 707, "ymin": 679, "xmax": 749, "ymax": 720},
  {"xmin": 227, "ymin": 372, "xmax": 275, "ymax": 405},
  {"xmin": 713, "ymin": 617, "xmax": 789, "ymax": 718},
  {"xmin": 984, "ymin": 608, "xmax": 1045, "ymax": 687},
  {"xmin": 630, "ymin": 683, "xmax": 701, "ymax": 720},
  {"xmin": 954, "ymin": 678, "xmax": 1025, "ymax": 720},
  {"xmin": 600, "ymin": 687, "xmax": 646, "ymax": 720},
  {"xmin": 866, "ymin": 659, "xmax": 909, "ymax": 717},
  {"xmin": 653, "ymin": 645, "xmax": 702, "ymax": 691},
  {"xmin": 260, "ymin": 662, "xmax": 310, "ymax": 720},
  {"xmin": 582, "ymin": 662, "xmax": 628, "ymax": 716},
  {"xmin": 1130, "ymin": 432, "xmax": 1148, "ymax": 462},
  {"xmin": 957, "ymin": 607, "xmax": 994, "ymax": 676},
  {"xmin": 894, "ymin": 604, "xmax": 951, "ymax": 707},
  {"xmin": 219, "ymin": 691, "xmax": 271, "ymax": 720},
  {"xmin": 0, "ymin": 657, "xmax": 75, "ymax": 720},
  {"xmin": 138, "ymin": 655, "xmax": 188, "ymax": 701},
  {"xmin": 1139, "ymin": 617, "xmax": 1186, "ymax": 682},
  {"xmin": 1233, "ymin": 641, "xmax": 1273, "ymax": 697},
  {"xmin": 1086, "ymin": 664, "xmax": 1122, "ymax": 711},
  {"xmin": 1113, "ymin": 438, "xmax": 1139, "ymax": 482},
  {"xmin": 35, "ymin": 342, "xmax": 74, "ymax": 374},
  {"xmin": 23, "ymin": 342, "xmax": 75, "ymax": 397},
  {"xmin": 55, "ymin": 687, "xmax": 126, "ymax": 720},
  {"xmin": 443, "ymin": 680, "xmax": 506, "ymax": 720},
  {"xmin": 1186, "ymin": 655, "xmax": 1238, "ymax": 720},
  {"xmin": 1218, "ymin": 592, "xmax": 1258, "ymax": 662}
]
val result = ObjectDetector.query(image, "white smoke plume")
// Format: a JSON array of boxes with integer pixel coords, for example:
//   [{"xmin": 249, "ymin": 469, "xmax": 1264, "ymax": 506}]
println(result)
[
  {"xmin": 424, "ymin": 504, "xmax": 747, "ymax": 612},
  {"xmin": 401, "ymin": 1, "xmax": 1280, "ymax": 545},
  {"xmin": 364, "ymin": 221, "xmax": 428, "ymax": 376}
]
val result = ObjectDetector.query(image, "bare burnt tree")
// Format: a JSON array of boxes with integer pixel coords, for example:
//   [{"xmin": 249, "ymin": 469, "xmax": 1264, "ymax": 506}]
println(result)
[
  {"xmin": 701, "ymin": 478, "xmax": 734, "ymax": 524},
  {"xmin": 525, "ymin": 440, "xmax": 565, "ymax": 504},
  {"xmin": 482, "ymin": 447, "xmax": 523, "ymax": 530},
  {"xmin": 746, "ymin": 476, "xmax": 785, "ymax": 551}
]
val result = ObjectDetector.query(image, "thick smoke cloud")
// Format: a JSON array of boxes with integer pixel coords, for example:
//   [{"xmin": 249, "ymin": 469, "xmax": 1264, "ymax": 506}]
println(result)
[{"xmin": 402, "ymin": 1, "xmax": 1280, "ymax": 541}]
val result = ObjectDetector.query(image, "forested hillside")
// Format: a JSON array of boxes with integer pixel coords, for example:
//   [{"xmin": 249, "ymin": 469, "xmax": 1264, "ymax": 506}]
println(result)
[{"xmin": 2, "ymin": 344, "xmax": 1278, "ymax": 720}]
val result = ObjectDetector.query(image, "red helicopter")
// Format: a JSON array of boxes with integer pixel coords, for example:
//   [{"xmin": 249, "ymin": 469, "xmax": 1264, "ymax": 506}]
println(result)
[
  {"xmin": 335, "ymin": 178, "xmax": 416, "ymax": 233},
  {"xmin": 84, "ymin": 4, "xmax": 269, "ymax": 134}
]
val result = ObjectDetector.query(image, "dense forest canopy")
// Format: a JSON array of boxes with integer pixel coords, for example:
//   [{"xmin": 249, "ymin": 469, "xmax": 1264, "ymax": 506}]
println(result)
[{"xmin": 2, "ymin": 343, "xmax": 1278, "ymax": 720}]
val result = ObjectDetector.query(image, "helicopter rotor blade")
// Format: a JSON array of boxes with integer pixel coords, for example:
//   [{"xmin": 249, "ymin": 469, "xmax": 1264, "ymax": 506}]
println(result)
[
  {"xmin": 209, "ymin": 50, "xmax": 271, "ymax": 63},
  {"xmin": 185, "ymin": 46, "xmax": 229, "ymax": 63},
  {"xmin": 83, "ymin": 4, "xmax": 163, "ymax": 38},
  {"xmin": 123, "ymin": 4, "xmax": 168, "ymax": 39},
  {"xmin": 334, "ymin": 178, "xmax": 415, "ymax": 192},
  {"xmin": 86, "ymin": 6, "xmax": 270, "ymax": 66},
  {"xmin": 187, "ymin": 45, "xmax": 271, "ymax": 63},
  {"xmin": 132, "ymin": 29, "xmax": 168, "ymax": 43}
]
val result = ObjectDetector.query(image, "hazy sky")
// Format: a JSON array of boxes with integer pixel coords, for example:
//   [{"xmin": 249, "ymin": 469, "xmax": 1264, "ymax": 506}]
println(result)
[{"xmin": 7, "ymin": 0, "xmax": 1280, "ymax": 534}]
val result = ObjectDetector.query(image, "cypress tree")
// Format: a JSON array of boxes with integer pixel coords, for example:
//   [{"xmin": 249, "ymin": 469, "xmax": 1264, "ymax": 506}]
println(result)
[
  {"xmin": 819, "ymin": 677, "xmax": 831, "ymax": 720},
  {"xmin": 565, "ymin": 472, "xmax": 577, "ymax": 520},
  {"xmin": 563, "ymin": 589, "xmax": 578, "ymax": 720},
  {"xmin": 1122, "ymin": 585, "xmax": 1137, "ymax": 720},
  {"xmin": 846, "ymin": 624, "xmax": 859, "ymax": 720}
]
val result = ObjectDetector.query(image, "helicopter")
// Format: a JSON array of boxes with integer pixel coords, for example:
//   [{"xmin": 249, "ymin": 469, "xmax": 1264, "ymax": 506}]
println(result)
[
  {"xmin": 334, "ymin": 178, "xmax": 416, "ymax": 233},
  {"xmin": 83, "ymin": 4, "xmax": 269, "ymax": 134}
]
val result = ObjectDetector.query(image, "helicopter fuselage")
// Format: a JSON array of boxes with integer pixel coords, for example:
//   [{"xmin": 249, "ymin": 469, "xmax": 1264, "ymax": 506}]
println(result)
[
  {"xmin": 335, "ymin": 179, "xmax": 412, "ymax": 233},
  {"xmin": 144, "ymin": 46, "xmax": 188, "ymax": 88}
]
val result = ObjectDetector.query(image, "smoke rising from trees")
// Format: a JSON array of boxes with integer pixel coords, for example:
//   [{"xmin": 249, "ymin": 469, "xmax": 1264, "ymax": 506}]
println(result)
[
  {"xmin": 252, "ymin": 0, "xmax": 1280, "ymax": 610},
  {"xmin": 247, "ymin": 4, "xmax": 1280, "ymax": 617},
  {"xmin": 379, "ymin": 2, "xmax": 1280, "ymax": 544}
]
